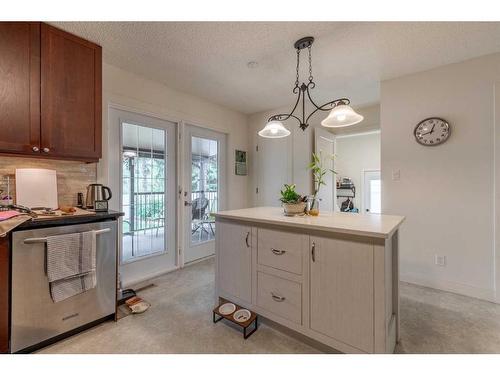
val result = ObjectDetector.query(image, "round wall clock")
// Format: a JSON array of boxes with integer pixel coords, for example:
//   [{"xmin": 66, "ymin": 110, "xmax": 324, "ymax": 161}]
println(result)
[{"xmin": 414, "ymin": 117, "xmax": 451, "ymax": 146}]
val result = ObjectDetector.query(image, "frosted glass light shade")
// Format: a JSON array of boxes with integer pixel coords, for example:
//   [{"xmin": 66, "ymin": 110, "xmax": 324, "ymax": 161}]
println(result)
[
  {"xmin": 258, "ymin": 120, "xmax": 291, "ymax": 138},
  {"xmin": 321, "ymin": 104, "xmax": 364, "ymax": 128}
]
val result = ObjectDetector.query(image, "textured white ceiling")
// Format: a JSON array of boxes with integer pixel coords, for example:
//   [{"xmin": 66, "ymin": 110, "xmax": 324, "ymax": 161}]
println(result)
[{"xmin": 51, "ymin": 22, "xmax": 500, "ymax": 114}]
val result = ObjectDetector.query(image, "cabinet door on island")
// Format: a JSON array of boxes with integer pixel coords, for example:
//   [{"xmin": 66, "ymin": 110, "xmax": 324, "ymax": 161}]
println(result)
[
  {"xmin": 216, "ymin": 221, "xmax": 252, "ymax": 304},
  {"xmin": 310, "ymin": 235, "xmax": 374, "ymax": 353}
]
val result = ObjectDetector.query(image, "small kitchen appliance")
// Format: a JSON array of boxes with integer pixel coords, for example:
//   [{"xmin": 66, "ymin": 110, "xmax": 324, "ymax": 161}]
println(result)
[{"xmin": 85, "ymin": 184, "xmax": 112, "ymax": 209}]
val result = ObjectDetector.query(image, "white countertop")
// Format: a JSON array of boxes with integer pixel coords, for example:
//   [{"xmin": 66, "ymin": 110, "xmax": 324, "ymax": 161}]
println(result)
[{"xmin": 215, "ymin": 206, "xmax": 405, "ymax": 239}]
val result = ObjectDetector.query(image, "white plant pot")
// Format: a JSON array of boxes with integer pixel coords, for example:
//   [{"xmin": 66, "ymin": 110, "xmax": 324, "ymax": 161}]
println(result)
[{"xmin": 282, "ymin": 202, "xmax": 306, "ymax": 216}]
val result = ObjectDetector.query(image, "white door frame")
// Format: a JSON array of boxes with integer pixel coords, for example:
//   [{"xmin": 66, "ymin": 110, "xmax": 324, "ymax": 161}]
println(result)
[
  {"xmin": 108, "ymin": 106, "xmax": 179, "ymax": 287},
  {"xmin": 181, "ymin": 123, "xmax": 227, "ymax": 265}
]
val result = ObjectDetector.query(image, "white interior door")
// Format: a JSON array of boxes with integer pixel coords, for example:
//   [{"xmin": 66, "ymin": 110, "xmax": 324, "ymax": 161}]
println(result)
[
  {"xmin": 314, "ymin": 127, "xmax": 336, "ymax": 212},
  {"xmin": 183, "ymin": 124, "xmax": 226, "ymax": 263},
  {"xmin": 256, "ymin": 132, "xmax": 292, "ymax": 206},
  {"xmin": 363, "ymin": 170, "xmax": 381, "ymax": 214},
  {"xmin": 109, "ymin": 108, "xmax": 177, "ymax": 286}
]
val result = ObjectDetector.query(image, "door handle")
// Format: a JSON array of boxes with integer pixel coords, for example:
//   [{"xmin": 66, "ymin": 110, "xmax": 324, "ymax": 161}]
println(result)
[
  {"xmin": 271, "ymin": 248, "xmax": 286, "ymax": 255},
  {"xmin": 271, "ymin": 292, "xmax": 286, "ymax": 302},
  {"xmin": 245, "ymin": 232, "xmax": 250, "ymax": 248},
  {"xmin": 311, "ymin": 241, "xmax": 316, "ymax": 262},
  {"xmin": 184, "ymin": 201, "xmax": 192, "ymax": 206}
]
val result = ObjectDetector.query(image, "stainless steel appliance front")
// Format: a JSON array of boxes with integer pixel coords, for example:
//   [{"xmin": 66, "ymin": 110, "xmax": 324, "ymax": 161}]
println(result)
[{"xmin": 11, "ymin": 221, "xmax": 117, "ymax": 352}]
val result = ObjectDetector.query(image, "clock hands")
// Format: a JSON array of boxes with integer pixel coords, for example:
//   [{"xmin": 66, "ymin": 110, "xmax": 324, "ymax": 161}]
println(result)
[{"xmin": 420, "ymin": 123, "xmax": 436, "ymax": 136}]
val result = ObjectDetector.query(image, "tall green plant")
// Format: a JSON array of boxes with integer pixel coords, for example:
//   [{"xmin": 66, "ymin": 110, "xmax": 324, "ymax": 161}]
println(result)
[{"xmin": 308, "ymin": 151, "xmax": 336, "ymax": 209}]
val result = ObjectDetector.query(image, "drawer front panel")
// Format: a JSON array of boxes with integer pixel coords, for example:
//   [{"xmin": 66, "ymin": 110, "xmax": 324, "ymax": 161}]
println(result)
[
  {"xmin": 257, "ymin": 271, "xmax": 302, "ymax": 324},
  {"xmin": 257, "ymin": 228, "xmax": 303, "ymax": 275}
]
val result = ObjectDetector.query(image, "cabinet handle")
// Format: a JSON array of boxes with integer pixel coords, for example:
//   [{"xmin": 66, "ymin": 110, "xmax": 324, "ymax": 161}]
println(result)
[
  {"xmin": 271, "ymin": 292, "xmax": 286, "ymax": 302},
  {"xmin": 271, "ymin": 248, "xmax": 286, "ymax": 255},
  {"xmin": 42, "ymin": 147, "xmax": 50, "ymax": 153},
  {"xmin": 32, "ymin": 146, "xmax": 39, "ymax": 152},
  {"xmin": 312, "ymin": 241, "xmax": 316, "ymax": 262},
  {"xmin": 245, "ymin": 232, "xmax": 250, "ymax": 248}
]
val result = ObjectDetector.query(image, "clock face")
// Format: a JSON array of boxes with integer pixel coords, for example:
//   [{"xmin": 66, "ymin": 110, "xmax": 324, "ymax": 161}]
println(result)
[{"xmin": 414, "ymin": 118, "xmax": 450, "ymax": 146}]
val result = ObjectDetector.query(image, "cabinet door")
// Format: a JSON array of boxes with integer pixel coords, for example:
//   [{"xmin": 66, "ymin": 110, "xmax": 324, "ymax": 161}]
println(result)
[
  {"xmin": 310, "ymin": 236, "xmax": 374, "ymax": 352},
  {"xmin": 0, "ymin": 236, "xmax": 9, "ymax": 353},
  {"xmin": 0, "ymin": 22, "xmax": 40, "ymax": 155},
  {"xmin": 217, "ymin": 221, "xmax": 252, "ymax": 304},
  {"xmin": 41, "ymin": 23, "xmax": 102, "ymax": 161}
]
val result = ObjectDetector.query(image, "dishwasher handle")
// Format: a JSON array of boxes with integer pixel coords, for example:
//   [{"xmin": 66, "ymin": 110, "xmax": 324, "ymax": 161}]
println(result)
[{"xmin": 23, "ymin": 228, "xmax": 111, "ymax": 244}]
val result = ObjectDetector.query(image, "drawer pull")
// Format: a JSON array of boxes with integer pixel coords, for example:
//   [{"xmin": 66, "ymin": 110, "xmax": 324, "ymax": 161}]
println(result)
[
  {"xmin": 271, "ymin": 292, "xmax": 286, "ymax": 302},
  {"xmin": 271, "ymin": 248, "xmax": 286, "ymax": 255},
  {"xmin": 245, "ymin": 232, "xmax": 250, "ymax": 248}
]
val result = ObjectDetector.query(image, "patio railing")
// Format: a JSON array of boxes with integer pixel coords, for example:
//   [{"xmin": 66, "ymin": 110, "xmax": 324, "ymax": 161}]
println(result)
[
  {"xmin": 123, "ymin": 190, "xmax": 218, "ymax": 234},
  {"xmin": 191, "ymin": 190, "xmax": 218, "ymax": 214}
]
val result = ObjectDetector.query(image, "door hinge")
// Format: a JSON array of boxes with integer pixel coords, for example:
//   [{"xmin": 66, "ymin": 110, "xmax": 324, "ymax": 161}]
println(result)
[
  {"xmin": 256, "ymin": 187, "xmax": 259, "ymax": 194},
  {"xmin": 256, "ymin": 145, "xmax": 259, "ymax": 152}
]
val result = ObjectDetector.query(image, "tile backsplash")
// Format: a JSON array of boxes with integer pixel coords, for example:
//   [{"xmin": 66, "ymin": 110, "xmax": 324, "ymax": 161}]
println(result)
[{"xmin": 0, "ymin": 157, "xmax": 97, "ymax": 207}]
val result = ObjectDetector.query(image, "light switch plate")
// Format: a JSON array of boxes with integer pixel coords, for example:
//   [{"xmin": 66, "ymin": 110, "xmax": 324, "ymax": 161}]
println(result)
[
  {"xmin": 435, "ymin": 255, "xmax": 446, "ymax": 267},
  {"xmin": 392, "ymin": 169, "xmax": 401, "ymax": 181}
]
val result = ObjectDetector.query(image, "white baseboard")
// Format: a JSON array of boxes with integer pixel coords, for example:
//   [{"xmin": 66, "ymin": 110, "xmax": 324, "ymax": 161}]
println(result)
[
  {"xmin": 401, "ymin": 272, "xmax": 497, "ymax": 303},
  {"xmin": 122, "ymin": 265, "xmax": 180, "ymax": 289}
]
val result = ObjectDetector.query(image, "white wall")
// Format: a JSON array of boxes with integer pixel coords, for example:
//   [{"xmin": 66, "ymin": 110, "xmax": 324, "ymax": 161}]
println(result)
[
  {"xmin": 335, "ymin": 131, "xmax": 381, "ymax": 210},
  {"xmin": 99, "ymin": 63, "xmax": 248, "ymax": 211},
  {"xmin": 381, "ymin": 52, "xmax": 500, "ymax": 302},
  {"xmin": 98, "ymin": 63, "xmax": 249, "ymax": 285}
]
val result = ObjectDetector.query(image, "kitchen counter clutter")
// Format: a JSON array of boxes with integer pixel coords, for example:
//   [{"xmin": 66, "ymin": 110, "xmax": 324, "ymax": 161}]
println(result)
[{"xmin": 215, "ymin": 206, "xmax": 404, "ymax": 353}]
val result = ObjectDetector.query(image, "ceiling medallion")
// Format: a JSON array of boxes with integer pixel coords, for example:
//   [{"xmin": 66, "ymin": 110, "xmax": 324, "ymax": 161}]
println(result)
[{"xmin": 258, "ymin": 36, "xmax": 364, "ymax": 138}]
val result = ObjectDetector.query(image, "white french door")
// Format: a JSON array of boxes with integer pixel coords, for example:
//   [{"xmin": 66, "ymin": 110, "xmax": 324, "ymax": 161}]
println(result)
[
  {"xmin": 109, "ymin": 108, "xmax": 177, "ymax": 285},
  {"xmin": 183, "ymin": 124, "xmax": 226, "ymax": 263},
  {"xmin": 363, "ymin": 170, "xmax": 381, "ymax": 214}
]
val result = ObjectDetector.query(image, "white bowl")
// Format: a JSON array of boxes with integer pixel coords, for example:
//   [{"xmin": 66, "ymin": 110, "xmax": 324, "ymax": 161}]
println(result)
[
  {"xmin": 218, "ymin": 302, "xmax": 236, "ymax": 315},
  {"xmin": 233, "ymin": 309, "xmax": 251, "ymax": 323}
]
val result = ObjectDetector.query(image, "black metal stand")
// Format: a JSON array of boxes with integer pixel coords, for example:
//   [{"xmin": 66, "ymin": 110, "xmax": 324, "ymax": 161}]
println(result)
[{"xmin": 213, "ymin": 311, "xmax": 258, "ymax": 340}]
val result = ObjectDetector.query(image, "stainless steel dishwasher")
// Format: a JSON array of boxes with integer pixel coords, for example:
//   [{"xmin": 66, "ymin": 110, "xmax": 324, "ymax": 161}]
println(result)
[{"xmin": 10, "ymin": 221, "xmax": 117, "ymax": 353}]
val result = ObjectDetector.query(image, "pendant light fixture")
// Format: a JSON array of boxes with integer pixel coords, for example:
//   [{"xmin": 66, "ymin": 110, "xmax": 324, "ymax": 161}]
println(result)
[{"xmin": 259, "ymin": 36, "xmax": 363, "ymax": 138}]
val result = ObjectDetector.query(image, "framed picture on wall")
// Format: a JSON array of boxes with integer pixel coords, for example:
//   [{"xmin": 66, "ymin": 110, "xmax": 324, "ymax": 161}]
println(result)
[{"xmin": 235, "ymin": 150, "xmax": 247, "ymax": 176}]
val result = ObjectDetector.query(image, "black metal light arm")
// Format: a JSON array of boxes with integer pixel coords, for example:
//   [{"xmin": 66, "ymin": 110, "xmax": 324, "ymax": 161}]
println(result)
[{"xmin": 265, "ymin": 36, "xmax": 356, "ymax": 133}]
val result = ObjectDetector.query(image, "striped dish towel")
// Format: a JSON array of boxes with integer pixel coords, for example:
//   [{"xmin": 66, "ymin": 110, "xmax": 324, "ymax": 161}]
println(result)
[{"xmin": 46, "ymin": 231, "xmax": 97, "ymax": 303}]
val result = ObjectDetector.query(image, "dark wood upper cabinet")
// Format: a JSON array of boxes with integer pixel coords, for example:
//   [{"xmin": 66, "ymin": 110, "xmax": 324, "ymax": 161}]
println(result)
[
  {"xmin": 0, "ymin": 22, "xmax": 41, "ymax": 155},
  {"xmin": 0, "ymin": 236, "xmax": 9, "ymax": 354},
  {"xmin": 0, "ymin": 22, "xmax": 102, "ymax": 162},
  {"xmin": 41, "ymin": 24, "xmax": 102, "ymax": 161}
]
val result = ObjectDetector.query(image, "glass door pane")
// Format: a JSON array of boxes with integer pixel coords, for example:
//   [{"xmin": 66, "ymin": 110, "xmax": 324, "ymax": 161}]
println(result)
[
  {"xmin": 183, "ymin": 125, "xmax": 226, "ymax": 264},
  {"xmin": 122, "ymin": 122, "xmax": 166, "ymax": 262},
  {"xmin": 191, "ymin": 136, "xmax": 218, "ymax": 246}
]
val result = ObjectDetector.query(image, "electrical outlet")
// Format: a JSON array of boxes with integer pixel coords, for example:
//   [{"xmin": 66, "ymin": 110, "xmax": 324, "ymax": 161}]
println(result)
[
  {"xmin": 392, "ymin": 169, "xmax": 401, "ymax": 181},
  {"xmin": 435, "ymin": 255, "xmax": 446, "ymax": 267}
]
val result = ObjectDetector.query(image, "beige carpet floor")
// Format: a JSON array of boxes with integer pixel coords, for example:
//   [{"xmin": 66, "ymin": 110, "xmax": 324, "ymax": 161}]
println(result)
[{"xmin": 38, "ymin": 257, "xmax": 500, "ymax": 354}]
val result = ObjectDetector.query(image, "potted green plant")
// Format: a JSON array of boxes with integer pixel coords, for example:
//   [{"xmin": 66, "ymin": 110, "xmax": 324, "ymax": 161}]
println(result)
[
  {"xmin": 307, "ymin": 151, "xmax": 336, "ymax": 216},
  {"xmin": 280, "ymin": 184, "xmax": 306, "ymax": 216}
]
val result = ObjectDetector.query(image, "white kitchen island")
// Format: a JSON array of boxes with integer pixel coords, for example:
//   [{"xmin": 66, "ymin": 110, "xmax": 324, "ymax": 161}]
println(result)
[{"xmin": 215, "ymin": 206, "xmax": 405, "ymax": 354}]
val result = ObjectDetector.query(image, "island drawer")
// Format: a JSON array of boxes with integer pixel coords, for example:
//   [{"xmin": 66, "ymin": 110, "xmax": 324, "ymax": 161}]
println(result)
[
  {"xmin": 257, "ymin": 228, "xmax": 304, "ymax": 275},
  {"xmin": 256, "ymin": 271, "xmax": 302, "ymax": 324}
]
